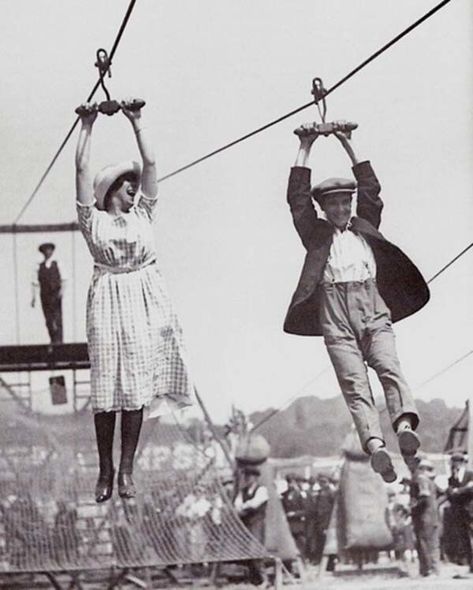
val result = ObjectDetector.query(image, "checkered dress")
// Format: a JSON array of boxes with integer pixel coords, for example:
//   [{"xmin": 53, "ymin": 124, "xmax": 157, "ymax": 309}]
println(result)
[{"xmin": 77, "ymin": 194, "xmax": 193, "ymax": 413}]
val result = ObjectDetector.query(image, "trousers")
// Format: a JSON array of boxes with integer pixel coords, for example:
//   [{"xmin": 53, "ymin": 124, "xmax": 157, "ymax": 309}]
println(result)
[
  {"xmin": 320, "ymin": 279, "xmax": 418, "ymax": 451},
  {"xmin": 413, "ymin": 522, "xmax": 440, "ymax": 576},
  {"xmin": 41, "ymin": 293, "xmax": 63, "ymax": 344}
]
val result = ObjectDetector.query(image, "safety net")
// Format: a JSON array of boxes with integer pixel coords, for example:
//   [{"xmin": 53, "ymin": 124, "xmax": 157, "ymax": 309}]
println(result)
[{"xmin": 0, "ymin": 397, "xmax": 268, "ymax": 575}]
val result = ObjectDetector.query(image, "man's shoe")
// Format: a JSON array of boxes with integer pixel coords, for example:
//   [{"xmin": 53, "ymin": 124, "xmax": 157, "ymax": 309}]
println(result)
[
  {"xmin": 397, "ymin": 429, "xmax": 420, "ymax": 456},
  {"xmin": 370, "ymin": 448, "xmax": 397, "ymax": 483},
  {"xmin": 95, "ymin": 470, "xmax": 115, "ymax": 503},
  {"xmin": 118, "ymin": 472, "xmax": 136, "ymax": 499}
]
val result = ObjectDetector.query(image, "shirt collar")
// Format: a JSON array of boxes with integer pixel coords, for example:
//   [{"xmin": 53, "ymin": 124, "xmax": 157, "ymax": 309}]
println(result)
[{"xmin": 332, "ymin": 219, "xmax": 353, "ymax": 233}]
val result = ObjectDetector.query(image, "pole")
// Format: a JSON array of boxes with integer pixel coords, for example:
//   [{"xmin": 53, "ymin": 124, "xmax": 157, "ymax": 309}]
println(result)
[
  {"xmin": 71, "ymin": 230, "xmax": 77, "ymax": 341},
  {"xmin": 12, "ymin": 231, "xmax": 20, "ymax": 344},
  {"xmin": 194, "ymin": 387, "xmax": 234, "ymax": 468},
  {"xmin": 468, "ymin": 398, "xmax": 473, "ymax": 469}
]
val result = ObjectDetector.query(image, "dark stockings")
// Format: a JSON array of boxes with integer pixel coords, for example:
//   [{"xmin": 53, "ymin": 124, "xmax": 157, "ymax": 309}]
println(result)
[
  {"xmin": 119, "ymin": 408, "xmax": 144, "ymax": 475},
  {"xmin": 94, "ymin": 411, "xmax": 116, "ymax": 476}
]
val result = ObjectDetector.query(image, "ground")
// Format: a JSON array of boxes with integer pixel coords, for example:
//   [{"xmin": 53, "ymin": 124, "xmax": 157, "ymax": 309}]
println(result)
[{"xmin": 1, "ymin": 562, "xmax": 472, "ymax": 588}]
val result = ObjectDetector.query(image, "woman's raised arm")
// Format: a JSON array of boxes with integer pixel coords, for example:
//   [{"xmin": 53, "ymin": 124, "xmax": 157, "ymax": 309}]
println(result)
[
  {"xmin": 75, "ymin": 104, "xmax": 98, "ymax": 205},
  {"xmin": 122, "ymin": 100, "xmax": 157, "ymax": 199}
]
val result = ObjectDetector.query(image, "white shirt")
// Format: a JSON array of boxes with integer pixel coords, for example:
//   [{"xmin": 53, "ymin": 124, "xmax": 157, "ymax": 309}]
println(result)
[
  {"xmin": 453, "ymin": 466, "xmax": 466, "ymax": 483},
  {"xmin": 323, "ymin": 225, "xmax": 377, "ymax": 283},
  {"xmin": 234, "ymin": 484, "xmax": 269, "ymax": 514}
]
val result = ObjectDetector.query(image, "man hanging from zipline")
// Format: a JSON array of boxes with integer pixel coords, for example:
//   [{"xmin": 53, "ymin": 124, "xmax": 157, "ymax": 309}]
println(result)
[{"xmin": 284, "ymin": 121, "xmax": 430, "ymax": 482}]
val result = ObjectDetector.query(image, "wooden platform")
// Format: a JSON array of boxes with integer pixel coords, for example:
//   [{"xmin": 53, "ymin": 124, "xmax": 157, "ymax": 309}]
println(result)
[{"xmin": 0, "ymin": 343, "xmax": 90, "ymax": 372}]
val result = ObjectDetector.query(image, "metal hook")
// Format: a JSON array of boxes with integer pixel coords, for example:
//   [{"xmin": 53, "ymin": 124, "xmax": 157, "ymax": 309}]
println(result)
[
  {"xmin": 95, "ymin": 48, "xmax": 112, "ymax": 102},
  {"xmin": 93, "ymin": 48, "xmax": 121, "ymax": 115},
  {"xmin": 311, "ymin": 77, "xmax": 327, "ymax": 123}
]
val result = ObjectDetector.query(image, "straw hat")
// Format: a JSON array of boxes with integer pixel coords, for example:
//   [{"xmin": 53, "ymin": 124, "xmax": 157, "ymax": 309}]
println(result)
[{"xmin": 93, "ymin": 160, "xmax": 141, "ymax": 210}]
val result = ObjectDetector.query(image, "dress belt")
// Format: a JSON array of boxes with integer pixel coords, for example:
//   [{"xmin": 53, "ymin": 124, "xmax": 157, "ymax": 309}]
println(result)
[{"xmin": 94, "ymin": 258, "xmax": 157, "ymax": 274}]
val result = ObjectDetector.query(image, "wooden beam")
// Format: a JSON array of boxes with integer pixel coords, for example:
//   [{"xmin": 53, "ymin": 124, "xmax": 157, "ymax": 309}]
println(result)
[{"xmin": 0, "ymin": 222, "xmax": 79, "ymax": 234}]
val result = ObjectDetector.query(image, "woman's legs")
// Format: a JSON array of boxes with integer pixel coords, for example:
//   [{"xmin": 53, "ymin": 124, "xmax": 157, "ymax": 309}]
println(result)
[
  {"xmin": 118, "ymin": 408, "xmax": 144, "ymax": 498},
  {"xmin": 94, "ymin": 411, "xmax": 116, "ymax": 502}
]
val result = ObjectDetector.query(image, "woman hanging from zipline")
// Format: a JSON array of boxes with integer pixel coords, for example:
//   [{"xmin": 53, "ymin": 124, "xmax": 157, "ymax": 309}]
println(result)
[
  {"xmin": 75, "ymin": 100, "xmax": 193, "ymax": 502},
  {"xmin": 284, "ymin": 121, "xmax": 430, "ymax": 483}
]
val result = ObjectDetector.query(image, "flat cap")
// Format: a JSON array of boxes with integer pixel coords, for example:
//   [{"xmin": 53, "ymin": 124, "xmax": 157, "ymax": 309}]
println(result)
[
  {"xmin": 311, "ymin": 177, "xmax": 356, "ymax": 204},
  {"xmin": 242, "ymin": 465, "xmax": 261, "ymax": 476}
]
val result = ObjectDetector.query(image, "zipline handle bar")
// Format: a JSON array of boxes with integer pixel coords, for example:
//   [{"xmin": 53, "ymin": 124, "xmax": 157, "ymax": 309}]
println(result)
[
  {"xmin": 294, "ymin": 120, "xmax": 358, "ymax": 138},
  {"xmin": 75, "ymin": 99, "xmax": 146, "ymax": 118},
  {"xmin": 92, "ymin": 49, "xmax": 145, "ymax": 116}
]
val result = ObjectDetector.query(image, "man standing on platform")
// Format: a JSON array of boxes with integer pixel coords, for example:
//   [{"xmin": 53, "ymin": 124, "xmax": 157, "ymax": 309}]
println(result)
[{"xmin": 31, "ymin": 242, "xmax": 65, "ymax": 343}]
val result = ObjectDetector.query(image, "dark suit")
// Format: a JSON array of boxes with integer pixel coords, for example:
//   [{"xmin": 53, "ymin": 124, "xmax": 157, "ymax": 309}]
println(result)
[
  {"xmin": 38, "ymin": 260, "xmax": 63, "ymax": 343},
  {"xmin": 410, "ymin": 473, "xmax": 440, "ymax": 576},
  {"xmin": 447, "ymin": 469, "xmax": 473, "ymax": 570},
  {"xmin": 284, "ymin": 162, "xmax": 429, "ymax": 336},
  {"xmin": 282, "ymin": 488, "xmax": 306, "ymax": 557}
]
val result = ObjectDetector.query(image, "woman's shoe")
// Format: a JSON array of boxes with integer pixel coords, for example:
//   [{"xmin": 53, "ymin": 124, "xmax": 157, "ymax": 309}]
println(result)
[
  {"xmin": 118, "ymin": 472, "xmax": 136, "ymax": 499},
  {"xmin": 95, "ymin": 470, "xmax": 115, "ymax": 503}
]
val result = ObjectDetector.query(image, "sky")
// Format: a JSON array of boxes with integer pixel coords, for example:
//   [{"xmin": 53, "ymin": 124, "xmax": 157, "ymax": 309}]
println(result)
[{"xmin": 0, "ymin": 0, "xmax": 472, "ymax": 423}]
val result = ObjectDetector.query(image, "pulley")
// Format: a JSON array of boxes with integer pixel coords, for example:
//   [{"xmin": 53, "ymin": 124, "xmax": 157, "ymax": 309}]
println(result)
[
  {"xmin": 75, "ymin": 48, "xmax": 146, "ymax": 117},
  {"xmin": 294, "ymin": 76, "xmax": 358, "ymax": 138}
]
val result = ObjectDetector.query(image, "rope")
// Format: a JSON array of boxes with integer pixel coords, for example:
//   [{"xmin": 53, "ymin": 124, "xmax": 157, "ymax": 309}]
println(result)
[
  {"xmin": 14, "ymin": 0, "xmax": 451, "ymax": 220},
  {"xmin": 415, "ymin": 349, "xmax": 473, "ymax": 391},
  {"xmin": 251, "ymin": 236, "xmax": 473, "ymax": 432},
  {"xmin": 427, "ymin": 241, "xmax": 473, "ymax": 284},
  {"xmin": 157, "ymin": 0, "xmax": 452, "ymax": 183},
  {"xmin": 251, "ymin": 366, "xmax": 330, "ymax": 432},
  {"xmin": 13, "ymin": 0, "xmax": 138, "ymax": 224}
]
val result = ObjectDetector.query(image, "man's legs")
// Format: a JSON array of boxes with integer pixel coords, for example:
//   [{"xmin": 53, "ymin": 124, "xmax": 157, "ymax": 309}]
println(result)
[
  {"xmin": 361, "ymin": 285, "xmax": 420, "ymax": 459},
  {"xmin": 53, "ymin": 299, "xmax": 63, "ymax": 343},
  {"xmin": 41, "ymin": 298, "xmax": 56, "ymax": 343},
  {"xmin": 320, "ymin": 283, "xmax": 395, "ymax": 481}
]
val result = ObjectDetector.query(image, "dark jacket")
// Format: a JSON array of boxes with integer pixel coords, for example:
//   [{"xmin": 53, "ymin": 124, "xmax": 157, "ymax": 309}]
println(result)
[
  {"xmin": 447, "ymin": 469, "xmax": 473, "ymax": 521},
  {"xmin": 281, "ymin": 488, "xmax": 306, "ymax": 535},
  {"xmin": 284, "ymin": 162, "xmax": 430, "ymax": 336},
  {"xmin": 410, "ymin": 473, "xmax": 439, "ymax": 528}
]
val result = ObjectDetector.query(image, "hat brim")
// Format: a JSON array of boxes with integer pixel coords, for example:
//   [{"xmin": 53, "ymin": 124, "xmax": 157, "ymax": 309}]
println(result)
[
  {"xmin": 312, "ymin": 188, "xmax": 356, "ymax": 203},
  {"xmin": 93, "ymin": 161, "xmax": 141, "ymax": 210},
  {"xmin": 38, "ymin": 243, "xmax": 55, "ymax": 254}
]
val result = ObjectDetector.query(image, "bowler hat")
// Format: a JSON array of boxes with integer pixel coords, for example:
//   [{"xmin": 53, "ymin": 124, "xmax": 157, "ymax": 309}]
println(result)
[
  {"xmin": 450, "ymin": 451, "xmax": 467, "ymax": 463},
  {"xmin": 38, "ymin": 242, "xmax": 55, "ymax": 254},
  {"xmin": 93, "ymin": 160, "xmax": 141, "ymax": 210},
  {"xmin": 242, "ymin": 465, "xmax": 261, "ymax": 476},
  {"xmin": 311, "ymin": 177, "xmax": 356, "ymax": 205}
]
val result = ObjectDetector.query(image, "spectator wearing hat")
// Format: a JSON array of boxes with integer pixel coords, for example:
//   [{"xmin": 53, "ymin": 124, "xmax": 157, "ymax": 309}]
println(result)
[
  {"xmin": 74, "ymin": 101, "xmax": 193, "ymax": 502},
  {"xmin": 410, "ymin": 458, "xmax": 440, "ymax": 577},
  {"xmin": 447, "ymin": 452, "xmax": 473, "ymax": 572},
  {"xmin": 304, "ymin": 476, "xmax": 319, "ymax": 563},
  {"xmin": 234, "ymin": 465, "xmax": 268, "ymax": 586},
  {"xmin": 31, "ymin": 242, "xmax": 65, "ymax": 343},
  {"xmin": 284, "ymin": 122, "xmax": 429, "ymax": 483},
  {"xmin": 281, "ymin": 473, "xmax": 306, "ymax": 558}
]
